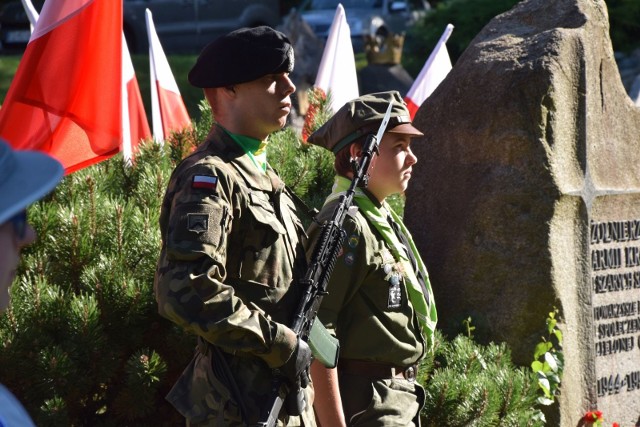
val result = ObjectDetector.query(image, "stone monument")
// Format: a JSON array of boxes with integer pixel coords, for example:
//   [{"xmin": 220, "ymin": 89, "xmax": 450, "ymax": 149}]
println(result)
[{"xmin": 404, "ymin": 0, "xmax": 640, "ymax": 425}]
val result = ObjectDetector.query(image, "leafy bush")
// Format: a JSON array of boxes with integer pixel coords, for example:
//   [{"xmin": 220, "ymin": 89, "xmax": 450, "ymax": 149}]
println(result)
[
  {"xmin": 403, "ymin": 0, "xmax": 520, "ymax": 76},
  {"xmin": 0, "ymin": 105, "xmax": 332, "ymax": 425},
  {"xmin": 606, "ymin": 0, "xmax": 640, "ymax": 53},
  {"xmin": 1, "ymin": 91, "xmax": 550, "ymax": 425},
  {"xmin": 403, "ymin": 0, "xmax": 640, "ymax": 77}
]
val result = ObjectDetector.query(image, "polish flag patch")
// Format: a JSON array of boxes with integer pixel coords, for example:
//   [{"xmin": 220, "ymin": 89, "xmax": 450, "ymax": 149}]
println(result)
[{"xmin": 192, "ymin": 175, "xmax": 218, "ymax": 190}]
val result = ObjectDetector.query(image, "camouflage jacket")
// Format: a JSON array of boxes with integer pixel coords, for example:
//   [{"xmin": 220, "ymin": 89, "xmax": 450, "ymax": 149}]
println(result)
[{"xmin": 154, "ymin": 125, "xmax": 314, "ymax": 426}]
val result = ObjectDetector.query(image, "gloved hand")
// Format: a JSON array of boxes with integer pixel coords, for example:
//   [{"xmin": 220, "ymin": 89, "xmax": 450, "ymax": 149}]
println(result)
[
  {"xmin": 284, "ymin": 377, "xmax": 307, "ymax": 416},
  {"xmin": 280, "ymin": 338, "xmax": 312, "ymax": 386}
]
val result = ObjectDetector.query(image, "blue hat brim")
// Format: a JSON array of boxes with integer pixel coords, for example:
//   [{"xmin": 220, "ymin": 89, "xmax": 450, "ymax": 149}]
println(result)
[{"xmin": 0, "ymin": 141, "xmax": 64, "ymax": 225}]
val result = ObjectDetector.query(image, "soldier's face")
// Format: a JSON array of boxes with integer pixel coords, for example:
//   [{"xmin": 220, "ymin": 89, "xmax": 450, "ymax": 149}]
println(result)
[
  {"xmin": 366, "ymin": 133, "xmax": 417, "ymax": 202},
  {"xmin": 233, "ymin": 72, "xmax": 296, "ymax": 140},
  {"xmin": 0, "ymin": 216, "xmax": 36, "ymax": 313}
]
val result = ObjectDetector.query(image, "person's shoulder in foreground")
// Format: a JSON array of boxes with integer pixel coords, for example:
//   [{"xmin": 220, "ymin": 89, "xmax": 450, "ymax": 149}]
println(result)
[
  {"xmin": 0, "ymin": 139, "xmax": 63, "ymax": 427},
  {"xmin": 0, "ymin": 138, "xmax": 63, "ymax": 312}
]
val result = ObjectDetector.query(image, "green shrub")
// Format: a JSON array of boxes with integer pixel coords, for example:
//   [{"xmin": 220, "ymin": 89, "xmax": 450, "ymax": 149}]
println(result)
[
  {"xmin": 403, "ymin": 0, "xmax": 520, "ymax": 76},
  {"xmin": 403, "ymin": 0, "xmax": 640, "ymax": 77},
  {"xmin": 606, "ymin": 0, "xmax": 640, "ymax": 53},
  {"xmin": 1, "ymin": 91, "xmax": 550, "ymax": 425},
  {"xmin": 0, "ymin": 107, "xmax": 332, "ymax": 425},
  {"xmin": 419, "ymin": 330, "xmax": 544, "ymax": 426}
]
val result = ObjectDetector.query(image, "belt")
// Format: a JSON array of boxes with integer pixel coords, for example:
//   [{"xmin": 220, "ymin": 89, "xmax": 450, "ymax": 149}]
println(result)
[{"xmin": 338, "ymin": 359, "xmax": 418, "ymax": 382}]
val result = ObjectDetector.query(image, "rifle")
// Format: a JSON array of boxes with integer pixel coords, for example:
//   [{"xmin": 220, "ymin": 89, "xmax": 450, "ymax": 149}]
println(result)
[{"xmin": 254, "ymin": 101, "xmax": 395, "ymax": 427}]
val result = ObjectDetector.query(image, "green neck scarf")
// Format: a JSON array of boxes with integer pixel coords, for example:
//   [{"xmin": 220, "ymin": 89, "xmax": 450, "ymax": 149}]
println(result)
[
  {"xmin": 224, "ymin": 127, "xmax": 269, "ymax": 173},
  {"xmin": 326, "ymin": 176, "xmax": 438, "ymax": 348}
]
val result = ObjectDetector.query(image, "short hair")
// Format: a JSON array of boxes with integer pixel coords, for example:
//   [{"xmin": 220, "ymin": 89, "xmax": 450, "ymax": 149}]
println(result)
[{"xmin": 334, "ymin": 138, "xmax": 365, "ymax": 177}]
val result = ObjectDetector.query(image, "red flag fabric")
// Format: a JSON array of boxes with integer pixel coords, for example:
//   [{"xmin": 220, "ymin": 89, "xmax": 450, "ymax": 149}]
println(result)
[
  {"xmin": 404, "ymin": 24, "xmax": 454, "ymax": 119},
  {"xmin": 146, "ymin": 8, "xmax": 191, "ymax": 142},
  {"xmin": 0, "ymin": 0, "xmax": 123, "ymax": 174},
  {"xmin": 122, "ymin": 34, "xmax": 151, "ymax": 163}
]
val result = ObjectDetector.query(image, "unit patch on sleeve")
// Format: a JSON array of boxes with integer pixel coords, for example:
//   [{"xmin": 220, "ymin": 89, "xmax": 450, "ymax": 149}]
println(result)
[
  {"xmin": 187, "ymin": 213, "xmax": 209, "ymax": 234},
  {"xmin": 192, "ymin": 175, "xmax": 218, "ymax": 190}
]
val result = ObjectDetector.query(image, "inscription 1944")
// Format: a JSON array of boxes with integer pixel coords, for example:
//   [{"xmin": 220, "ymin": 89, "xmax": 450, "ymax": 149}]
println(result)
[{"xmin": 590, "ymin": 220, "xmax": 640, "ymax": 398}]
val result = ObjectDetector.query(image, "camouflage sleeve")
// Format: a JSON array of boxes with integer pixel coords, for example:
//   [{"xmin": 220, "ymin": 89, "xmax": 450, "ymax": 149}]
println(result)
[
  {"xmin": 155, "ymin": 163, "xmax": 297, "ymax": 368},
  {"xmin": 306, "ymin": 212, "xmax": 370, "ymax": 336}
]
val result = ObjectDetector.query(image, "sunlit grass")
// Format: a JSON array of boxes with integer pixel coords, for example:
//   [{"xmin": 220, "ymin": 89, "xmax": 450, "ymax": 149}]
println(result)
[{"xmin": 0, "ymin": 54, "xmax": 22, "ymax": 106}]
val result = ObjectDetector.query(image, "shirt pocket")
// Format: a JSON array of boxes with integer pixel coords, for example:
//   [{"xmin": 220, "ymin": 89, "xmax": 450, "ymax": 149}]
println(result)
[
  {"xmin": 236, "ymin": 191, "xmax": 289, "ymax": 286},
  {"xmin": 246, "ymin": 191, "xmax": 286, "ymax": 235}
]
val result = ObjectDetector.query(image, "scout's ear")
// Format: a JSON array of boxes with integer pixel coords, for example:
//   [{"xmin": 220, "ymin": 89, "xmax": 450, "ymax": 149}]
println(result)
[{"xmin": 349, "ymin": 143, "xmax": 361, "ymax": 159}]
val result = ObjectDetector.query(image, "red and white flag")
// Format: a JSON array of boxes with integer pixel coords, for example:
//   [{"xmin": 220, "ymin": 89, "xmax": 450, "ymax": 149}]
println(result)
[
  {"xmin": 313, "ymin": 3, "xmax": 359, "ymax": 113},
  {"xmin": 122, "ymin": 34, "xmax": 151, "ymax": 163},
  {"xmin": 146, "ymin": 8, "xmax": 191, "ymax": 143},
  {"xmin": 404, "ymin": 24, "xmax": 454, "ymax": 119},
  {"xmin": 0, "ymin": 0, "xmax": 123, "ymax": 173}
]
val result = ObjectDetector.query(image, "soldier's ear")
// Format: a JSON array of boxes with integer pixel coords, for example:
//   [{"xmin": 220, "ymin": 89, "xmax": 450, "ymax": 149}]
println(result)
[
  {"xmin": 349, "ymin": 143, "xmax": 361, "ymax": 159},
  {"xmin": 221, "ymin": 85, "xmax": 237, "ymax": 100}
]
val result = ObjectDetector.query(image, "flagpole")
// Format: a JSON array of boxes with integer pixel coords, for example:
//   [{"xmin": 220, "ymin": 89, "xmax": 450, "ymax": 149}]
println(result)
[
  {"xmin": 20, "ymin": 0, "xmax": 39, "ymax": 32},
  {"xmin": 121, "ymin": 34, "xmax": 134, "ymax": 165},
  {"xmin": 146, "ymin": 9, "xmax": 164, "ymax": 143}
]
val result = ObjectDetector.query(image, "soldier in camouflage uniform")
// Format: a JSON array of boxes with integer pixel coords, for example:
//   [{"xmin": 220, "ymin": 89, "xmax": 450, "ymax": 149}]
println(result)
[
  {"xmin": 306, "ymin": 91, "xmax": 438, "ymax": 427},
  {"xmin": 154, "ymin": 27, "xmax": 315, "ymax": 427}
]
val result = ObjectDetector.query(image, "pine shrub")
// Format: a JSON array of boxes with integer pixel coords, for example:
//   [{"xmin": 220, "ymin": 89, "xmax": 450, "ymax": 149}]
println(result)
[
  {"xmin": 1, "ymin": 91, "xmax": 552, "ymax": 425},
  {"xmin": 0, "ymin": 100, "xmax": 334, "ymax": 426},
  {"xmin": 419, "ymin": 331, "xmax": 544, "ymax": 426}
]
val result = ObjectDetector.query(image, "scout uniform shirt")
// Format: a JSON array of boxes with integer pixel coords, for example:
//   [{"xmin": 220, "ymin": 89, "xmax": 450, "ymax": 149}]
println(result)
[
  {"xmin": 154, "ymin": 125, "xmax": 313, "ymax": 426},
  {"xmin": 308, "ymin": 184, "xmax": 429, "ymax": 367}
]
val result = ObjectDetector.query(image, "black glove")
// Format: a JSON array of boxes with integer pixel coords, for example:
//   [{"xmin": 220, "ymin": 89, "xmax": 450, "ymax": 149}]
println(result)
[
  {"xmin": 281, "ymin": 338, "xmax": 312, "ymax": 385},
  {"xmin": 284, "ymin": 377, "xmax": 307, "ymax": 416}
]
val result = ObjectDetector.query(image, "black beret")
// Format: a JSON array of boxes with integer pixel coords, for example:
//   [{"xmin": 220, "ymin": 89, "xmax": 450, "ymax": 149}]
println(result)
[
  {"xmin": 188, "ymin": 26, "xmax": 295, "ymax": 88},
  {"xmin": 308, "ymin": 91, "xmax": 423, "ymax": 154}
]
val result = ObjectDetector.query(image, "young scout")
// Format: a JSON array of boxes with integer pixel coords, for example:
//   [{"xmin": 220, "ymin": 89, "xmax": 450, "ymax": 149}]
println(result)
[
  {"xmin": 306, "ymin": 91, "xmax": 438, "ymax": 427},
  {"xmin": 0, "ymin": 139, "xmax": 63, "ymax": 426},
  {"xmin": 154, "ymin": 27, "xmax": 315, "ymax": 427}
]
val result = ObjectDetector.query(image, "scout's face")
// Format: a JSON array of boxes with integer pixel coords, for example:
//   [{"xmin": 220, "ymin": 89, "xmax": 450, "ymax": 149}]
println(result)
[
  {"xmin": 366, "ymin": 133, "xmax": 417, "ymax": 202},
  {"xmin": 0, "ymin": 213, "xmax": 36, "ymax": 313},
  {"xmin": 233, "ymin": 72, "xmax": 296, "ymax": 140}
]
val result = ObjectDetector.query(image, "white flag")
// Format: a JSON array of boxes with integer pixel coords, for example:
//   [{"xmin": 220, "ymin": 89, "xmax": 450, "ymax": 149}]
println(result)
[
  {"xmin": 314, "ymin": 3, "xmax": 359, "ymax": 113},
  {"xmin": 146, "ymin": 8, "xmax": 191, "ymax": 143},
  {"xmin": 404, "ymin": 24, "xmax": 454, "ymax": 119}
]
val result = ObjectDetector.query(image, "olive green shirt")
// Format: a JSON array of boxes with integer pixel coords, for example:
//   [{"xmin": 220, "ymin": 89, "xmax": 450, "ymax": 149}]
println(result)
[{"xmin": 307, "ymin": 193, "xmax": 425, "ymax": 367}]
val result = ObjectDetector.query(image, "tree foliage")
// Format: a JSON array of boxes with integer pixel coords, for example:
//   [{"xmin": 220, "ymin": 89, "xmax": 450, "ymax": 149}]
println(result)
[
  {"xmin": 403, "ymin": 0, "xmax": 640, "ymax": 77},
  {"xmin": 1, "ymin": 91, "xmax": 552, "ymax": 425}
]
